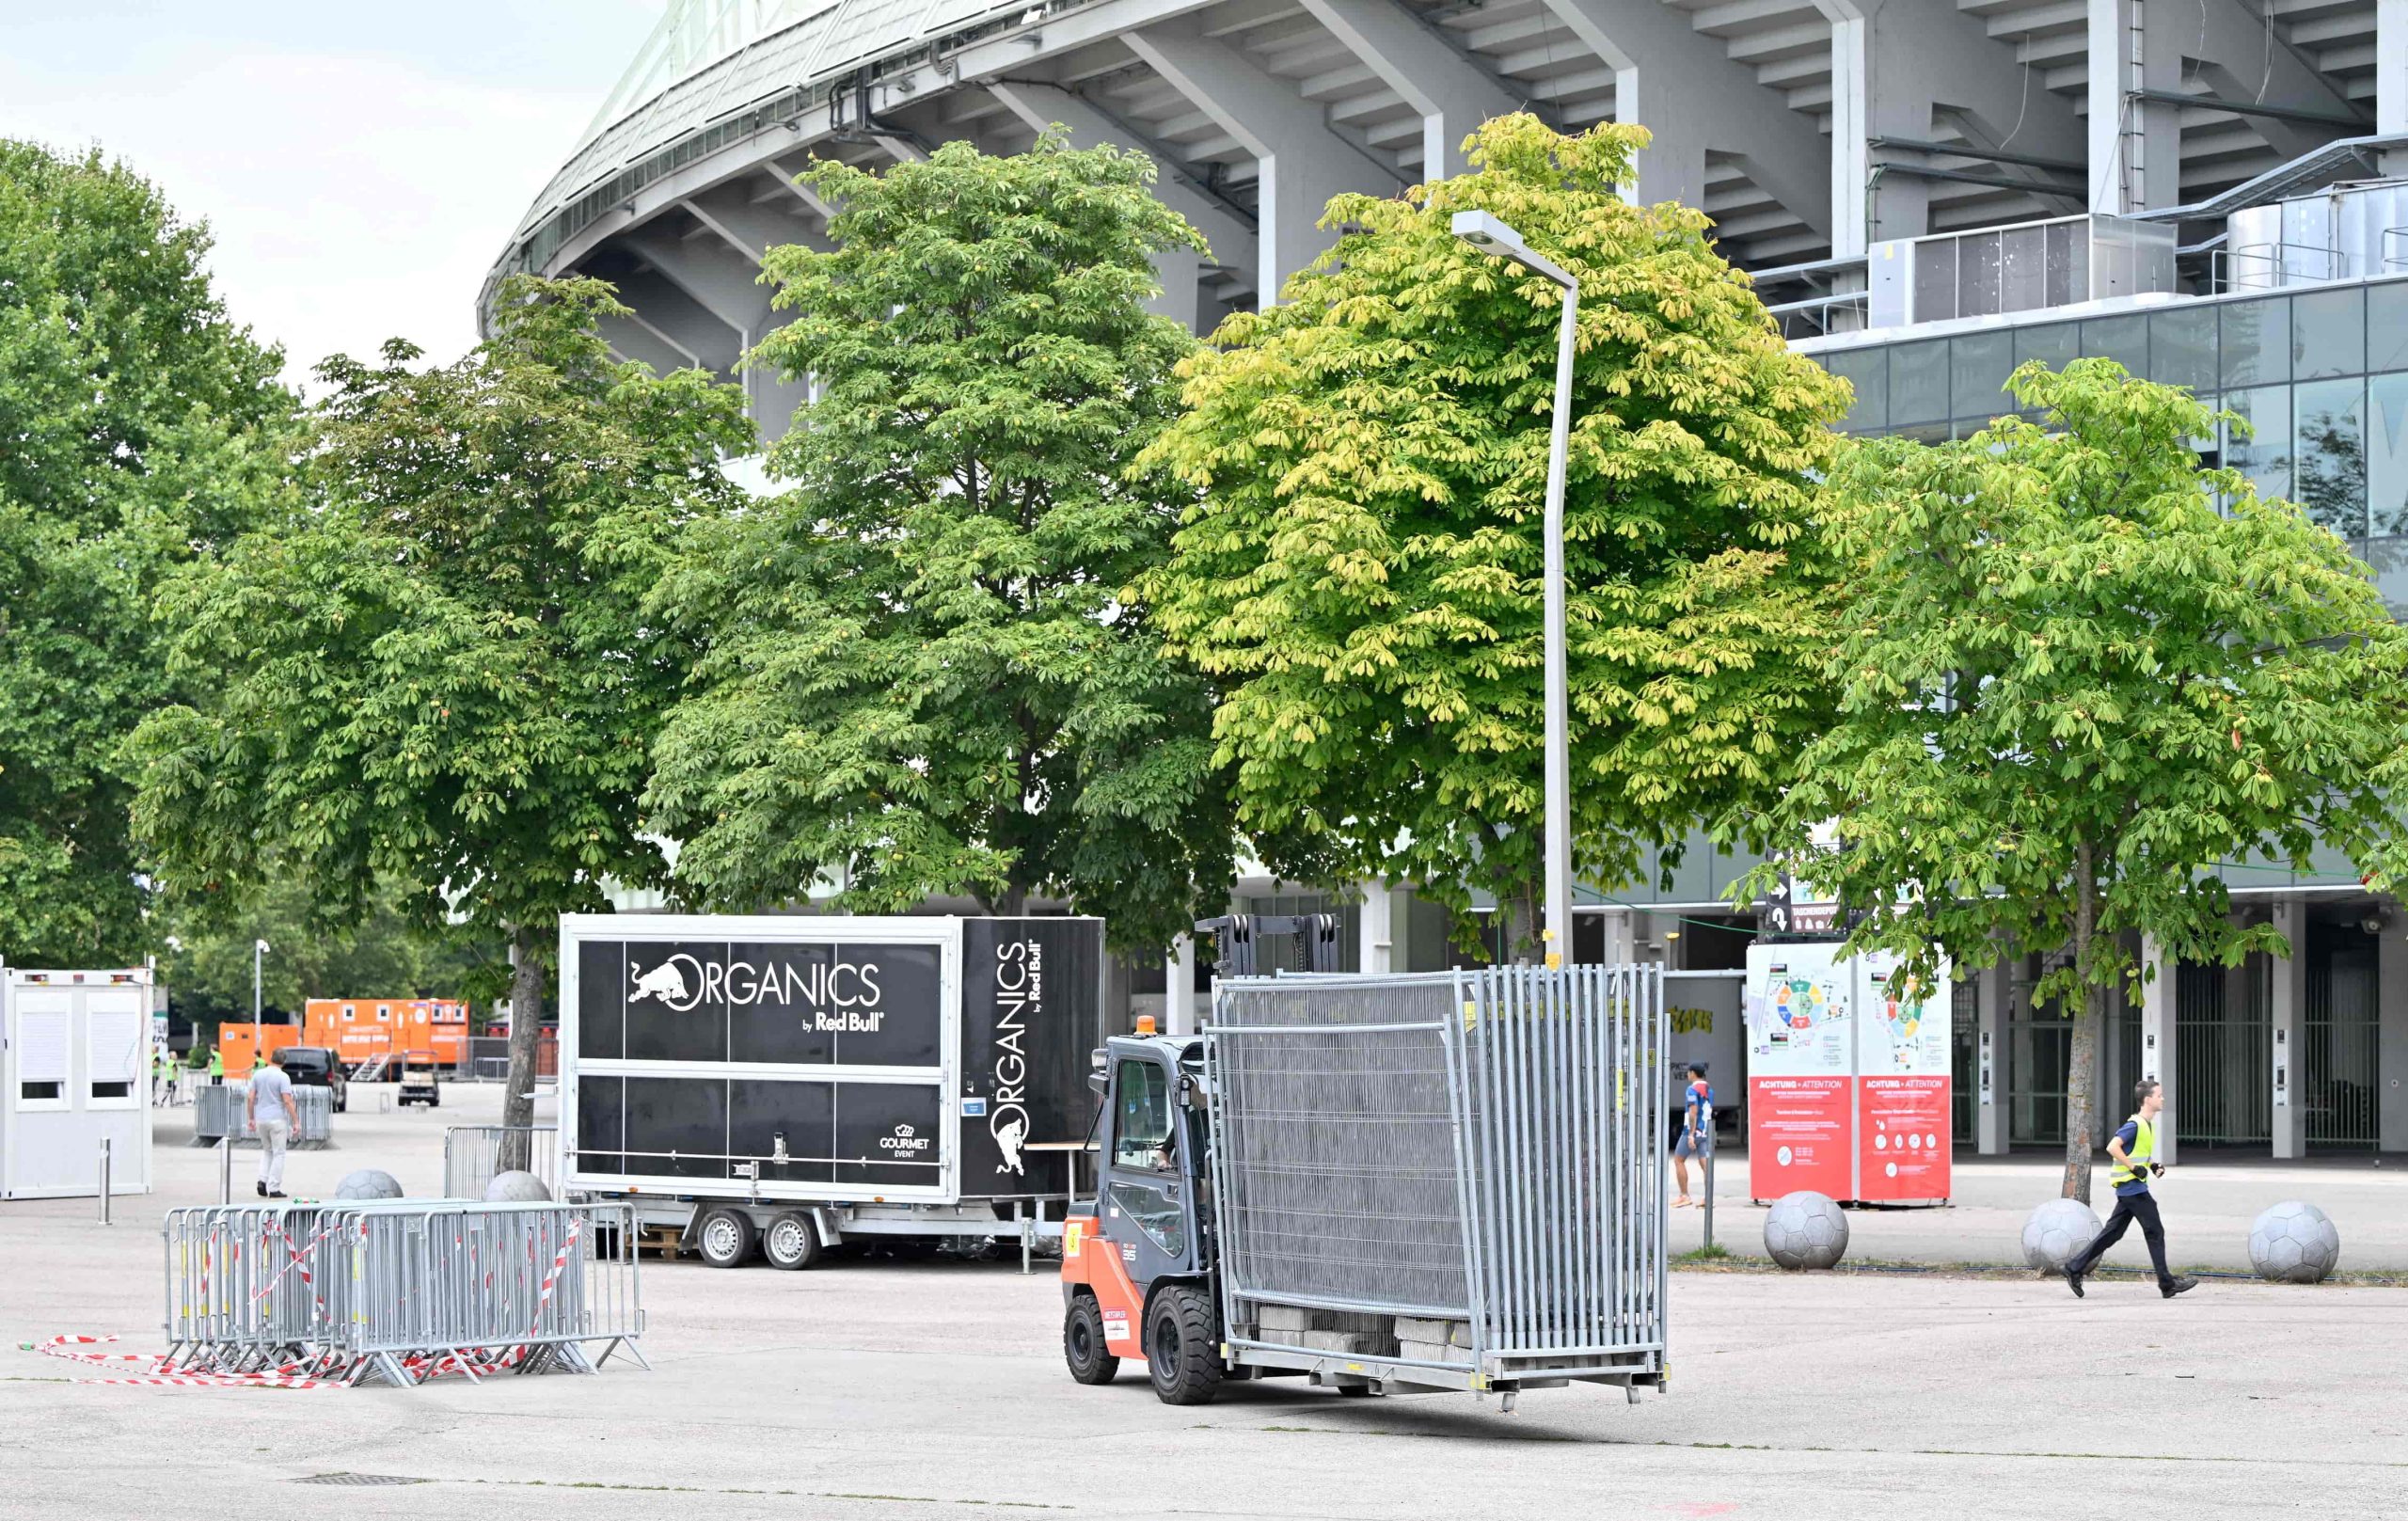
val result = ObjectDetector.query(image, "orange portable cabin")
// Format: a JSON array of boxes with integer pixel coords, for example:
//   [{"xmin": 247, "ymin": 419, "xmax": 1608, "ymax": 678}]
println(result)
[
  {"xmin": 216, "ymin": 1022, "xmax": 302, "ymax": 1073},
  {"xmin": 304, "ymin": 998, "xmax": 469, "ymax": 1067}
]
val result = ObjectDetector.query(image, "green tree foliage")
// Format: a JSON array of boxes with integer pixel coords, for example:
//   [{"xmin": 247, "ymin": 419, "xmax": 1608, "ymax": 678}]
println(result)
[
  {"xmin": 1136, "ymin": 116, "xmax": 1849, "ymax": 954},
  {"xmin": 0, "ymin": 140, "xmax": 292, "ymax": 964},
  {"xmin": 642, "ymin": 136, "xmax": 1235, "ymax": 952},
  {"xmin": 130, "ymin": 277, "xmax": 752, "ymax": 1138},
  {"xmin": 1749, "ymin": 359, "xmax": 2408, "ymax": 1200}
]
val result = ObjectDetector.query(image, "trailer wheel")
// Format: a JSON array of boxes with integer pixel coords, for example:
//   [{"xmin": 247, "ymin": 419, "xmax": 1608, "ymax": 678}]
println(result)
[
  {"xmin": 697, "ymin": 1207, "xmax": 758, "ymax": 1269},
  {"xmin": 1146, "ymin": 1285, "xmax": 1222, "ymax": 1406},
  {"xmin": 1064, "ymin": 1294, "xmax": 1118, "ymax": 1385},
  {"xmin": 763, "ymin": 1212, "xmax": 820, "ymax": 1271}
]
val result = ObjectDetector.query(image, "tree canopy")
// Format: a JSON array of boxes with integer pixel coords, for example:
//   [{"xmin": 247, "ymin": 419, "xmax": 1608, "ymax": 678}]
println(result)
[
  {"xmin": 1136, "ymin": 115, "xmax": 1850, "ymax": 952},
  {"xmin": 0, "ymin": 139, "xmax": 292, "ymax": 964},
  {"xmin": 1750, "ymin": 358, "xmax": 2408, "ymax": 1199},
  {"xmin": 129, "ymin": 276, "xmax": 752, "ymax": 1135},
  {"xmin": 642, "ymin": 135, "xmax": 1236, "ymax": 952}
]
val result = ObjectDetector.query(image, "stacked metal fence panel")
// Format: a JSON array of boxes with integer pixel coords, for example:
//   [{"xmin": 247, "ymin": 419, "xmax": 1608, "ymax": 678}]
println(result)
[
  {"xmin": 443, "ymin": 1125, "xmax": 563, "ymax": 1198},
  {"xmin": 191, "ymin": 1083, "xmax": 334, "ymax": 1146},
  {"xmin": 163, "ymin": 1199, "xmax": 642, "ymax": 1386},
  {"xmin": 1206, "ymin": 964, "xmax": 1666, "ymax": 1386}
]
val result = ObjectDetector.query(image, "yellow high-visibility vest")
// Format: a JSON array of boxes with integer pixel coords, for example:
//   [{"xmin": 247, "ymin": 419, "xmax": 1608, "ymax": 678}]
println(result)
[{"xmin": 2110, "ymin": 1115, "xmax": 2157, "ymax": 1188}]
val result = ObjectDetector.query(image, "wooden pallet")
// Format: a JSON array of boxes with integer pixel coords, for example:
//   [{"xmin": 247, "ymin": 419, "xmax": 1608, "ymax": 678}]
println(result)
[{"xmin": 634, "ymin": 1222, "xmax": 686, "ymax": 1260}]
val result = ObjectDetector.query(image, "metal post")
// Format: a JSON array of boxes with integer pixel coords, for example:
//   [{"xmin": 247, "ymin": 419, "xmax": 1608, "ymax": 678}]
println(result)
[
  {"xmin": 98, "ymin": 1138, "xmax": 112, "ymax": 1225},
  {"xmin": 218, "ymin": 1135, "xmax": 232, "ymax": 1205},
  {"xmin": 1702, "ymin": 1146, "xmax": 1714, "ymax": 1253},
  {"xmin": 1449, "ymin": 210, "xmax": 1579, "ymax": 966}
]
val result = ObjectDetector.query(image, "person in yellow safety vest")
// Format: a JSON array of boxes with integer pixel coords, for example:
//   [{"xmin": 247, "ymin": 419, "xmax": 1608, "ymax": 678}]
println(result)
[
  {"xmin": 2064, "ymin": 1077, "xmax": 2198, "ymax": 1300},
  {"xmin": 207, "ymin": 1047, "xmax": 223, "ymax": 1085}
]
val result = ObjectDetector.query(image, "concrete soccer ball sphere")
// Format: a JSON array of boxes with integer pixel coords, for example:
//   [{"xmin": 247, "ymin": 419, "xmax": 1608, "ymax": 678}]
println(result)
[
  {"xmin": 2021, "ymin": 1198, "xmax": 2102, "ymax": 1272},
  {"xmin": 483, "ymin": 1169, "xmax": 552, "ymax": 1203},
  {"xmin": 2248, "ymin": 1200, "xmax": 2340, "ymax": 1284},
  {"xmin": 334, "ymin": 1168, "xmax": 404, "ymax": 1200},
  {"xmin": 1764, "ymin": 1191, "xmax": 1848, "ymax": 1270}
]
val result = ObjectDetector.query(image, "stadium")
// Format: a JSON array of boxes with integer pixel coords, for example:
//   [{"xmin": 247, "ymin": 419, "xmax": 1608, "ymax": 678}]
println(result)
[{"xmin": 491, "ymin": 0, "xmax": 2408, "ymax": 1162}]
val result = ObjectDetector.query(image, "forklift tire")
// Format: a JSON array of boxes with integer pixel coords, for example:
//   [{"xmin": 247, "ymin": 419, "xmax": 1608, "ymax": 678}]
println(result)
[
  {"xmin": 1146, "ymin": 1286, "xmax": 1222, "ymax": 1406},
  {"xmin": 763, "ymin": 1211, "xmax": 821, "ymax": 1271},
  {"xmin": 697, "ymin": 1207, "xmax": 758, "ymax": 1269},
  {"xmin": 1064, "ymin": 1294, "xmax": 1119, "ymax": 1385}
]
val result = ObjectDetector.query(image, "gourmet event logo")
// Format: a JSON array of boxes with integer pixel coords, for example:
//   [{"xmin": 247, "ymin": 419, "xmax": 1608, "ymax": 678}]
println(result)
[
  {"xmin": 879, "ymin": 1123, "xmax": 931, "ymax": 1154},
  {"xmin": 627, "ymin": 950, "xmax": 888, "ymax": 1032},
  {"xmin": 988, "ymin": 940, "xmax": 1040, "ymax": 1175}
]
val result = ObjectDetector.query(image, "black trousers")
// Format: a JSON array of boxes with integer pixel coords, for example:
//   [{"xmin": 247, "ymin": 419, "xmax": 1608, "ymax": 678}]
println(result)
[{"xmin": 2068, "ymin": 1190, "xmax": 2173, "ymax": 1289}]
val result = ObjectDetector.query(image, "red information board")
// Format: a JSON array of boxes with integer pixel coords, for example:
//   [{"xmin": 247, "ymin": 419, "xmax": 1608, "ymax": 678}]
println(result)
[
  {"xmin": 1856, "ymin": 1075, "xmax": 1951, "ymax": 1203},
  {"xmin": 1748, "ymin": 1075, "xmax": 1853, "ymax": 1200}
]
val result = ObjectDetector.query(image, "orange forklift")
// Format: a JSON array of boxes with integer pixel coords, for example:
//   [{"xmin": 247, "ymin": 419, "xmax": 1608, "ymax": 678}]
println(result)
[{"xmin": 1059, "ymin": 915, "xmax": 1345, "ymax": 1405}]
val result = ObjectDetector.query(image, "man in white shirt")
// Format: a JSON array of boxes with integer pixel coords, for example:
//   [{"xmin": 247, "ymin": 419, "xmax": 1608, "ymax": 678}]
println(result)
[{"xmin": 246, "ymin": 1060, "xmax": 298, "ymax": 1198}]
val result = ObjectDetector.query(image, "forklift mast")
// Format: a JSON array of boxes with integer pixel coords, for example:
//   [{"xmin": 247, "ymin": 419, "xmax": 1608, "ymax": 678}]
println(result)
[{"xmin": 1193, "ymin": 912, "xmax": 1345, "ymax": 977}]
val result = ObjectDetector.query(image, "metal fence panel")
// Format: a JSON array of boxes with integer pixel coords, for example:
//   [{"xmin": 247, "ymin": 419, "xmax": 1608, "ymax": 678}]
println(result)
[
  {"xmin": 192, "ymin": 1083, "xmax": 334, "ymax": 1145},
  {"xmin": 443, "ymin": 1125, "xmax": 562, "ymax": 1198},
  {"xmin": 1206, "ymin": 964, "xmax": 1666, "ymax": 1383}
]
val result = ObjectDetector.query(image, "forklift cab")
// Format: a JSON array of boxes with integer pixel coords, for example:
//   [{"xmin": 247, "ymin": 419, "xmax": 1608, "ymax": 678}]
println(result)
[{"xmin": 1059, "ymin": 1030, "xmax": 1224, "ymax": 1402}]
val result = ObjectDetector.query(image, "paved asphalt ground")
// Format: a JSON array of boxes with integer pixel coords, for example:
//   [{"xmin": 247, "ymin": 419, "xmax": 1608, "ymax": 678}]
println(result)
[{"xmin": 4, "ymin": 1085, "xmax": 2404, "ymax": 1519}]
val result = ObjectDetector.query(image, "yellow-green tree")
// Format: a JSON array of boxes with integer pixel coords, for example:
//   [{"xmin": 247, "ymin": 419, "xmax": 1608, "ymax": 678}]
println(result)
[{"xmin": 1139, "ymin": 115, "xmax": 1850, "ymax": 951}]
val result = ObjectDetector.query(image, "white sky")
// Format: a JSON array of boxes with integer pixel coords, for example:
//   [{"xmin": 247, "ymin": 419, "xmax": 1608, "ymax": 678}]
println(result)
[{"xmin": 0, "ymin": 1, "xmax": 668, "ymax": 384}]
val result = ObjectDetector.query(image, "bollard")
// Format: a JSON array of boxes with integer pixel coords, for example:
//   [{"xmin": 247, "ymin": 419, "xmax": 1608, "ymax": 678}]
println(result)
[
  {"xmin": 1703, "ymin": 1146, "xmax": 1715, "ymax": 1253},
  {"xmin": 217, "ymin": 1135, "xmax": 231, "ymax": 1205},
  {"xmin": 97, "ymin": 1138, "xmax": 112, "ymax": 1225}
]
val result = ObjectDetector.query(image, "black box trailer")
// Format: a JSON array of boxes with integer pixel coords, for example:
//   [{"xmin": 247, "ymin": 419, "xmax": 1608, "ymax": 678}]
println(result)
[{"xmin": 559, "ymin": 913, "xmax": 1104, "ymax": 1269}]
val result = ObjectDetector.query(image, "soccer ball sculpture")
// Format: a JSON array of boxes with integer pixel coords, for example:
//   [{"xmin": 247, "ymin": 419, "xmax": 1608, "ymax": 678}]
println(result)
[
  {"xmin": 483, "ymin": 1169, "xmax": 552, "ymax": 1203},
  {"xmin": 2248, "ymin": 1200, "xmax": 2339, "ymax": 1283},
  {"xmin": 2021, "ymin": 1197, "xmax": 2101, "ymax": 1272},
  {"xmin": 1764, "ymin": 1191, "xmax": 1848, "ymax": 1270},
  {"xmin": 334, "ymin": 1167, "xmax": 404, "ymax": 1200}
]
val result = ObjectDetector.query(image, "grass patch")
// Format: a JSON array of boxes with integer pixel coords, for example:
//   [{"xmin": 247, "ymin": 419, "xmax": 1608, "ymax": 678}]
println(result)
[{"xmin": 1674, "ymin": 1242, "xmax": 1734, "ymax": 1263}]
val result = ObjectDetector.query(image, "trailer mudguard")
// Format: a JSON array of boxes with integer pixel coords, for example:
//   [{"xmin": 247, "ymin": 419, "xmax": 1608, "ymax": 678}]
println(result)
[{"xmin": 1060, "ymin": 1214, "xmax": 1144, "ymax": 1357}]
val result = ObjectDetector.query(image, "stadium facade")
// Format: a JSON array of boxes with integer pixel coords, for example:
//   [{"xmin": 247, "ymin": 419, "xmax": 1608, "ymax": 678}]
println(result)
[{"xmin": 496, "ymin": 0, "xmax": 2408, "ymax": 1158}]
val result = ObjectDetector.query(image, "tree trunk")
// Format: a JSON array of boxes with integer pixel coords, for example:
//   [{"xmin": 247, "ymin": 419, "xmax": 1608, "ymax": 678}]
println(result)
[
  {"xmin": 1504, "ymin": 880, "xmax": 1541, "ymax": 964},
  {"xmin": 499, "ymin": 923, "xmax": 546, "ymax": 1174},
  {"xmin": 2060, "ymin": 845, "xmax": 2098, "ymax": 1203}
]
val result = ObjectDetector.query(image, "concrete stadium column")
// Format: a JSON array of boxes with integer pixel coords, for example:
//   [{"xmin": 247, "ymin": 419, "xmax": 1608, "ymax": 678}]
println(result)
[
  {"xmin": 1125, "ymin": 18, "xmax": 1405, "ymax": 305},
  {"xmin": 675, "ymin": 187, "xmax": 828, "ymax": 440},
  {"xmin": 1297, "ymin": 0, "xmax": 1524, "ymax": 182},
  {"xmin": 1165, "ymin": 934, "xmax": 1198, "ymax": 1036},
  {"xmin": 1357, "ymin": 880, "xmax": 1396, "ymax": 975},
  {"xmin": 2380, "ymin": 907, "xmax": 2408, "ymax": 1153},
  {"xmin": 2271, "ymin": 895, "xmax": 2308, "ymax": 1159},
  {"xmin": 2087, "ymin": 0, "xmax": 2183, "ymax": 215},
  {"xmin": 1824, "ymin": 0, "xmax": 2086, "ymax": 254},
  {"xmin": 1536, "ymin": 0, "xmax": 1828, "ymax": 239},
  {"xmin": 1976, "ymin": 959, "xmax": 2009, "ymax": 1155},
  {"xmin": 1597, "ymin": 907, "xmax": 1635, "ymax": 965},
  {"xmin": 2140, "ymin": 934, "xmax": 2177, "ymax": 1165}
]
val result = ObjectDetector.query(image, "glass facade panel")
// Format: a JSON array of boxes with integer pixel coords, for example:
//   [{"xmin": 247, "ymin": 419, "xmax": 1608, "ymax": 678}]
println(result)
[
  {"xmin": 2291, "ymin": 286, "xmax": 2365, "ymax": 380},
  {"xmin": 2368, "ymin": 281, "xmax": 2408, "ymax": 374},
  {"xmin": 1890, "ymin": 340, "xmax": 1949, "ymax": 426},
  {"xmin": 2148, "ymin": 307, "xmax": 2217, "ymax": 392},
  {"xmin": 1822, "ymin": 346, "xmax": 1886, "ymax": 432},
  {"xmin": 2001, "ymin": 225, "xmax": 2048, "ymax": 312},
  {"xmin": 2224, "ymin": 385, "xmax": 2292, "ymax": 504},
  {"xmin": 2366, "ymin": 536, "xmax": 2408, "ymax": 617},
  {"xmin": 2046, "ymin": 220, "xmax": 2085, "ymax": 307},
  {"xmin": 2293, "ymin": 378, "xmax": 2367, "ymax": 539},
  {"xmin": 1951, "ymin": 330, "xmax": 2015, "ymax": 422},
  {"xmin": 1961, "ymin": 231, "xmax": 2003, "ymax": 317},
  {"xmin": 2221, "ymin": 298, "xmax": 2291, "ymax": 388},
  {"xmin": 2015, "ymin": 322, "xmax": 2079, "ymax": 373},
  {"xmin": 2082, "ymin": 313, "xmax": 2148, "ymax": 374},
  {"xmin": 1914, "ymin": 240, "xmax": 1956, "ymax": 323},
  {"xmin": 2368, "ymin": 372, "xmax": 2408, "ymax": 538}
]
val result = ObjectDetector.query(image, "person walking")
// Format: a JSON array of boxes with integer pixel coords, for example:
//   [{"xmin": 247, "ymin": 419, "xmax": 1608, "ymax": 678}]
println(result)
[
  {"xmin": 246, "ymin": 1056, "xmax": 298, "ymax": 1199},
  {"xmin": 2065, "ymin": 1078, "xmax": 2197, "ymax": 1299},
  {"xmin": 1671, "ymin": 1062, "xmax": 1714, "ymax": 1209}
]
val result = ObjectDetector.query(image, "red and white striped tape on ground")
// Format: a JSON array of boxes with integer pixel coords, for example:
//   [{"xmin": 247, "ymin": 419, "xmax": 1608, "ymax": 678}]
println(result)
[{"xmin": 22, "ymin": 1336, "xmax": 331, "ymax": 1390}]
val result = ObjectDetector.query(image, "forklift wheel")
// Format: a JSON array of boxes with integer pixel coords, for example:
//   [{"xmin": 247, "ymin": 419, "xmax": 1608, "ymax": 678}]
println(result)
[
  {"xmin": 1064, "ymin": 1294, "xmax": 1118, "ymax": 1385},
  {"xmin": 1146, "ymin": 1286, "xmax": 1222, "ymax": 1406}
]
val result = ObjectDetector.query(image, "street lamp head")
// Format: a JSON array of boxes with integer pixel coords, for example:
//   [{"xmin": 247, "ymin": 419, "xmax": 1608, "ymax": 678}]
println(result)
[
  {"xmin": 1450, "ymin": 209, "xmax": 1518, "ymax": 253},
  {"xmin": 256, "ymin": 939, "xmax": 272, "ymax": 955}
]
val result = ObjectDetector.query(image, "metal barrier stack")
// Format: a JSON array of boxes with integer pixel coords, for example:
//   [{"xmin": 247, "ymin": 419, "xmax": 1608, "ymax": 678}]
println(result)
[
  {"xmin": 442, "ymin": 1124, "xmax": 562, "ymax": 1199},
  {"xmin": 1206, "ymin": 964, "xmax": 1668, "ymax": 1394},
  {"xmin": 162, "ymin": 1199, "xmax": 642, "ymax": 1386},
  {"xmin": 190, "ymin": 1083, "xmax": 335, "ymax": 1147}
]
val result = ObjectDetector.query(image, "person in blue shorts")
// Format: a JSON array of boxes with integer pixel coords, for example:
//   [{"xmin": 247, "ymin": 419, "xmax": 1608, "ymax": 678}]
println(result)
[{"xmin": 1672, "ymin": 1062, "xmax": 1713, "ymax": 1208}]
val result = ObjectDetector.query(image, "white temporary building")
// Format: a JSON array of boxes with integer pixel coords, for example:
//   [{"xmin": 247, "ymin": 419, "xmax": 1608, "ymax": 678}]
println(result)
[{"xmin": 2, "ymin": 967, "xmax": 153, "ymax": 1199}]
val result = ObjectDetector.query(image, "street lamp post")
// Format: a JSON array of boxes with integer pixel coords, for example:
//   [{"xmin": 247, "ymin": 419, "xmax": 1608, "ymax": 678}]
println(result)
[
  {"xmin": 253, "ymin": 938, "xmax": 271, "ymax": 1024},
  {"xmin": 1450, "ymin": 209, "xmax": 1578, "ymax": 966}
]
